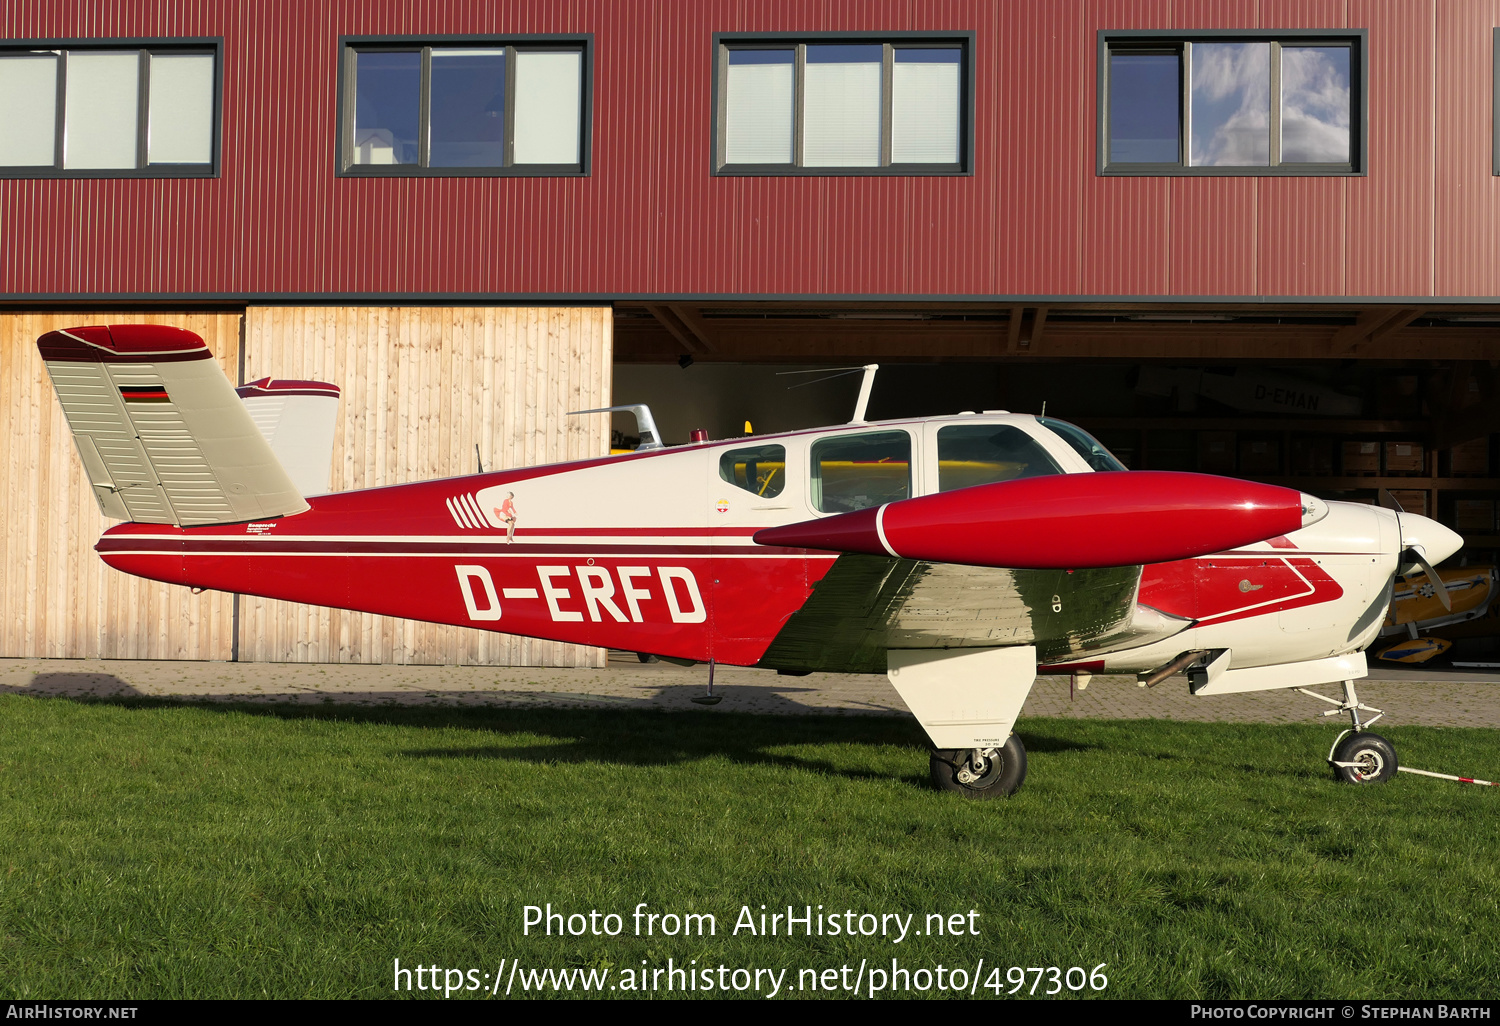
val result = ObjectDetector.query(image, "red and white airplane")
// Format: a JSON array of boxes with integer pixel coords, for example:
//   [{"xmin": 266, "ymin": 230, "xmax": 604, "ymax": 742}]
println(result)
[{"xmin": 38, "ymin": 325, "xmax": 1464, "ymax": 797}]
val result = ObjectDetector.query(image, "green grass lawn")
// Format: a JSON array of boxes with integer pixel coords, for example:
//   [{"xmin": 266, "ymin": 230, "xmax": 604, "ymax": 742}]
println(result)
[{"xmin": 1, "ymin": 691, "xmax": 1498, "ymax": 999}]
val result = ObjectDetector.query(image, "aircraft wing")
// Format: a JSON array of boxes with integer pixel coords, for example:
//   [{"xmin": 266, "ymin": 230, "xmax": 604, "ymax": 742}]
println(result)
[
  {"xmin": 753, "ymin": 469, "xmax": 1324, "ymax": 671},
  {"xmin": 757, "ymin": 554, "xmax": 1189, "ymax": 673}
]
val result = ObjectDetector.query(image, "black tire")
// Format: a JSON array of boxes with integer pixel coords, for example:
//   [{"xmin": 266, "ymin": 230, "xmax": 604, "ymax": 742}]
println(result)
[
  {"xmin": 636, "ymin": 652, "xmax": 658, "ymax": 663},
  {"xmin": 930, "ymin": 734, "xmax": 1028, "ymax": 798},
  {"xmin": 1331, "ymin": 731, "xmax": 1398, "ymax": 784}
]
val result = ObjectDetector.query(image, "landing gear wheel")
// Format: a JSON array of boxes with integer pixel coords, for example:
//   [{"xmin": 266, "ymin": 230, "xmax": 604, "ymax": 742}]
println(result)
[
  {"xmin": 930, "ymin": 734, "xmax": 1027, "ymax": 798},
  {"xmin": 1330, "ymin": 731, "xmax": 1398, "ymax": 784}
]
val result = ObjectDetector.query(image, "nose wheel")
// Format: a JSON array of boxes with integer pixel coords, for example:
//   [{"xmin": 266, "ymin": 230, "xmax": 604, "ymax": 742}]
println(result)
[
  {"xmin": 1329, "ymin": 730, "xmax": 1399, "ymax": 784},
  {"xmin": 1297, "ymin": 680, "xmax": 1399, "ymax": 785},
  {"xmin": 930, "ymin": 734, "xmax": 1028, "ymax": 798}
]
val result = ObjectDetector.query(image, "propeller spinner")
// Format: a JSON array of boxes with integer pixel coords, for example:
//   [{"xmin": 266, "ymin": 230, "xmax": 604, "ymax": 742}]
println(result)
[{"xmin": 1390, "ymin": 501, "xmax": 1465, "ymax": 613}]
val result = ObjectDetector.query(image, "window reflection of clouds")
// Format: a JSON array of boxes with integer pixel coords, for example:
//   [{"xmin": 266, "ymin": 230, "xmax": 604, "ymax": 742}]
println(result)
[
  {"xmin": 1189, "ymin": 42, "xmax": 1269, "ymax": 166},
  {"xmin": 1280, "ymin": 46, "xmax": 1350, "ymax": 163}
]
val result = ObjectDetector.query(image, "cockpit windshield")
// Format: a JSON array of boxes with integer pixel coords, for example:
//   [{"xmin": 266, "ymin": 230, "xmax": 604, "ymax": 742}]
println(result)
[{"xmin": 1039, "ymin": 418, "xmax": 1128, "ymax": 472}]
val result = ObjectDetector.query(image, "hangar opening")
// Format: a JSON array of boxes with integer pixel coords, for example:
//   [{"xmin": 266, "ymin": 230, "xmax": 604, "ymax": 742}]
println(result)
[{"xmin": 613, "ymin": 301, "xmax": 1500, "ymax": 663}]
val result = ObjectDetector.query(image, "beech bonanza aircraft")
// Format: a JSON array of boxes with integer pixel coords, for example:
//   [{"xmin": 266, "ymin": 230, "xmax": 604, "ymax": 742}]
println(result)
[{"xmin": 38, "ymin": 325, "xmax": 1465, "ymax": 798}]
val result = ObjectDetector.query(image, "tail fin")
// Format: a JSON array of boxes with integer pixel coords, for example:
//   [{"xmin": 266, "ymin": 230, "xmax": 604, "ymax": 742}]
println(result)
[
  {"xmin": 38, "ymin": 324, "xmax": 310, "ymax": 526},
  {"xmin": 236, "ymin": 378, "xmax": 341, "ymax": 497}
]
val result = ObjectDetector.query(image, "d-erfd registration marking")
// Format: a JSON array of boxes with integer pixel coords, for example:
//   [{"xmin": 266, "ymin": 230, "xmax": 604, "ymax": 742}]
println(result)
[{"xmin": 455, "ymin": 564, "xmax": 706, "ymax": 624}]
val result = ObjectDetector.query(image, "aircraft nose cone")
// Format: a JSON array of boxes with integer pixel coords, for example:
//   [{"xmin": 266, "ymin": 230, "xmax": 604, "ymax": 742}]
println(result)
[{"xmin": 1397, "ymin": 512, "xmax": 1464, "ymax": 566}]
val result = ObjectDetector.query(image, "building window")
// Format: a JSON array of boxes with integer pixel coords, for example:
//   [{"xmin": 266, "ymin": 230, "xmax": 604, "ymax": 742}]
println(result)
[
  {"xmin": 1098, "ymin": 31, "xmax": 1365, "ymax": 175},
  {"xmin": 713, "ymin": 33, "xmax": 973, "ymax": 175},
  {"xmin": 339, "ymin": 36, "xmax": 590, "ymax": 176},
  {"xmin": 0, "ymin": 40, "xmax": 220, "ymax": 178},
  {"xmin": 1493, "ymin": 29, "xmax": 1500, "ymax": 176}
]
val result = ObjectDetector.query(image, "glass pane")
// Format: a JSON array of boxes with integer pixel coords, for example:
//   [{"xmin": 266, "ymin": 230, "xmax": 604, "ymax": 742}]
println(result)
[
  {"xmin": 64, "ymin": 51, "xmax": 139, "ymax": 169},
  {"xmin": 936, "ymin": 425, "xmax": 1061, "ymax": 492},
  {"xmin": 725, "ymin": 49, "xmax": 793, "ymax": 164},
  {"xmin": 0, "ymin": 53, "xmax": 58, "ymax": 166},
  {"xmin": 719, "ymin": 444, "xmax": 787, "ymax": 498},
  {"xmin": 1281, "ymin": 45, "xmax": 1351, "ymax": 163},
  {"xmin": 352, "ymin": 50, "xmax": 420, "ymax": 165},
  {"xmin": 891, "ymin": 49, "xmax": 960, "ymax": 164},
  {"xmin": 1189, "ymin": 41, "xmax": 1269, "ymax": 166},
  {"xmin": 803, "ymin": 44, "xmax": 882, "ymax": 167},
  {"xmin": 147, "ymin": 53, "xmax": 213, "ymax": 164},
  {"xmin": 1039, "ymin": 418, "xmax": 1127, "ymax": 472},
  {"xmin": 1108, "ymin": 51, "xmax": 1179, "ymax": 163},
  {"xmin": 810, "ymin": 430, "xmax": 911, "ymax": 513},
  {"xmin": 429, "ymin": 48, "xmax": 506, "ymax": 167},
  {"xmin": 513, "ymin": 50, "xmax": 581, "ymax": 165}
]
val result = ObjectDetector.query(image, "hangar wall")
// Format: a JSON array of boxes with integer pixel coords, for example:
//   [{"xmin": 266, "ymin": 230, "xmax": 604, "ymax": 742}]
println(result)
[
  {"xmin": 1, "ymin": 312, "xmax": 242, "ymax": 660},
  {"xmin": 237, "ymin": 306, "xmax": 612, "ymax": 667},
  {"xmin": 5, "ymin": 1, "xmax": 1499, "ymax": 302},
  {"xmin": 0, "ymin": 306, "xmax": 613, "ymax": 667}
]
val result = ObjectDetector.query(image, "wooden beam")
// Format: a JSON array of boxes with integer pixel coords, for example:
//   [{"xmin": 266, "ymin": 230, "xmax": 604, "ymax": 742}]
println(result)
[
  {"xmin": 1005, "ymin": 305, "xmax": 1025, "ymax": 354},
  {"xmin": 616, "ymin": 316, "xmax": 1500, "ymax": 363},
  {"xmin": 1329, "ymin": 307, "xmax": 1406, "ymax": 354},
  {"xmin": 666, "ymin": 304, "xmax": 717, "ymax": 352},
  {"xmin": 1026, "ymin": 306, "xmax": 1049, "ymax": 351},
  {"xmin": 1366, "ymin": 308, "xmax": 1425, "ymax": 347},
  {"xmin": 643, "ymin": 305, "xmax": 705, "ymax": 354}
]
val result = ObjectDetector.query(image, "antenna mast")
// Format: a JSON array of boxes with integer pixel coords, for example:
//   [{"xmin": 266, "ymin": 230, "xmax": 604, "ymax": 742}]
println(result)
[{"xmin": 851, "ymin": 364, "xmax": 879, "ymax": 423}]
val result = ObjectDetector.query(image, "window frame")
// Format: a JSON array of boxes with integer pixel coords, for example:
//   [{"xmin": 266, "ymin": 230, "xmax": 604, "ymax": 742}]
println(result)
[
  {"xmin": 336, "ymin": 33, "xmax": 593, "ymax": 179},
  {"xmin": 0, "ymin": 37, "xmax": 223, "ymax": 180},
  {"xmin": 1096, "ymin": 29, "xmax": 1367, "ymax": 177},
  {"xmin": 1493, "ymin": 28, "xmax": 1500, "ymax": 176},
  {"xmin": 711, "ymin": 31, "xmax": 975, "ymax": 177}
]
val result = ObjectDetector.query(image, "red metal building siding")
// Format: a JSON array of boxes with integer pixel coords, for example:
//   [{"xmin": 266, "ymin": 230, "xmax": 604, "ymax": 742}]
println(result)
[{"xmin": 1, "ymin": 0, "xmax": 1497, "ymax": 300}]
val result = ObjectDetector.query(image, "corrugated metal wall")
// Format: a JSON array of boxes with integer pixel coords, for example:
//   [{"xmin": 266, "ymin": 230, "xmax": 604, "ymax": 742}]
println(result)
[{"xmin": 0, "ymin": 0, "xmax": 1497, "ymax": 299}]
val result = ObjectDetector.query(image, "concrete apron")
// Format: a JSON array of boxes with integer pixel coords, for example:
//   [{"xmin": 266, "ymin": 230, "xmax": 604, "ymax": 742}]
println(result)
[{"xmin": 1, "ymin": 656, "xmax": 1497, "ymax": 727}]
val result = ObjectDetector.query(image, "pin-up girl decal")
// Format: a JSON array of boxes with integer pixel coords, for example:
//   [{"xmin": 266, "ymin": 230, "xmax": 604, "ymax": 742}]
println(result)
[{"xmin": 495, "ymin": 492, "xmax": 518, "ymax": 543}]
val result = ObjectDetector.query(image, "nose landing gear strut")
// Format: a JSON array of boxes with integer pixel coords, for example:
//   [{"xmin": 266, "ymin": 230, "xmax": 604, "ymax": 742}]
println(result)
[{"xmin": 1296, "ymin": 680, "xmax": 1398, "ymax": 784}]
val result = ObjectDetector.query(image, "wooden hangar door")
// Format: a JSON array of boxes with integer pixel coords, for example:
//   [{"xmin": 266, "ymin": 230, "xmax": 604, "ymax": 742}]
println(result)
[{"xmin": 0, "ymin": 307, "xmax": 615, "ymax": 667}]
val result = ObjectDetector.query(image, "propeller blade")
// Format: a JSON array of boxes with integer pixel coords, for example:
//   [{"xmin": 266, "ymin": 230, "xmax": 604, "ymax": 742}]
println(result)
[
  {"xmin": 1408, "ymin": 549, "xmax": 1453, "ymax": 611},
  {"xmin": 1378, "ymin": 488, "xmax": 1404, "ymax": 512}
]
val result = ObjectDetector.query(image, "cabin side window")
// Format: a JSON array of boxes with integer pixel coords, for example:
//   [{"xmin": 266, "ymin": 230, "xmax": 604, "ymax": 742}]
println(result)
[
  {"xmin": 719, "ymin": 444, "xmax": 786, "ymax": 498},
  {"xmin": 810, "ymin": 430, "xmax": 911, "ymax": 513},
  {"xmin": 935, "ymin": 424, "xmax": 1062, "ymax": 491}
]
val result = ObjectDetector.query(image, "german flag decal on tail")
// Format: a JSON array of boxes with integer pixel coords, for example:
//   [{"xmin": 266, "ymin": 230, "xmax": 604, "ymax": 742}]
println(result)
[{"xmin": 118, "ymin": 385, "xmax": 171, "ymax": 403}]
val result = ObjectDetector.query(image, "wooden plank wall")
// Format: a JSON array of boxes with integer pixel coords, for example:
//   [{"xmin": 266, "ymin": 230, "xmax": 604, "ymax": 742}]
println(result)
[
  {"xmin": 239, "ymin": 306, "xmax": 613, "ymax": 667},
  {"xmin": 0, "ymin": 312, "xmax": 242, "ymax": 659}
]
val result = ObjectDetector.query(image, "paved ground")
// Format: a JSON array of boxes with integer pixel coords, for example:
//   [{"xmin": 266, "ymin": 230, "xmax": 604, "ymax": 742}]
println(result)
[{"xmin": 2, "ymin": 656, "xmax": 1497, "ymax": 728}]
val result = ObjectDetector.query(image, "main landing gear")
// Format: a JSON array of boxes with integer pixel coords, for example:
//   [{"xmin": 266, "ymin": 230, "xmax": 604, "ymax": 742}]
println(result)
[
  {"xmin": 1297, "ymin": 680, "xmax": 1398, "ymax": 784},
  {"xmin": 886, "ymin": 646, "xmax": 1039, "ymax": 800},
  {"xmin": 930, "ymin": 735, "xmax": 1028, "ymax": 798}
]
